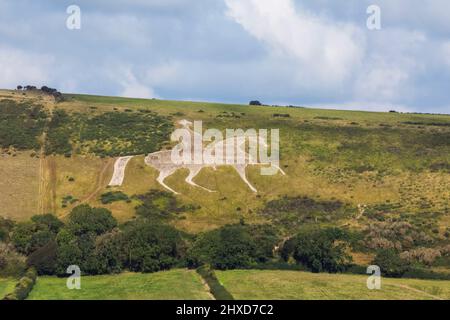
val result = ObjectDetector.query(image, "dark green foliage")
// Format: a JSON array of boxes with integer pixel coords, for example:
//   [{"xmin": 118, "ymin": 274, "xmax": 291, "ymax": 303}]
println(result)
[
  {"xmin": 27, "ymin": 241, "xmax": 58, "ymax": 275},
  {"xmin": 0, "ymin": 217, "xmax": 14, "ymax": 242},
  {"xmin": 12, "ymin": 222, "xmax": 54, "ymax": 256},
  {"xmin": 94, "ymin": 230, "xmax": 126, "ymax": 274},
  {"xmin": 45, "ymin": 109, "xmax": 173, "ymax": 157},
  {"xmin": 45, "ymin": 109, "xmax": 73, "ymax": 155},
  {"xmin": 196, "ymin": 265, "xmax": 234, "ymax": 300},
  {"xmin": 3, "ymin": 268, "xmax": 37, "ymax": 300},
  {"xmin": 273, "ymin": 113, "xmax": 291, "ymax": 118},
  {"xmin": 260, "ymin": 195, "xmax": 351, "ymax": 230},
  {"xmin": 187, "ymin": 224, "xmax": 280, "ymax": 270},
  {"xmin": 55, "ymin": 228, "xmax": 99, "ymax": 276},
  {"xmin": 373, "ymin": 249, "xmax": 411, "ymax": 278},
  {"xmin": 401, "ymin": 121, "xmax": 450, "ymax": 127},
  {"xmin": 121, "ymin": 221, "xmax": 186, "ymax": 273},
  {"xmin": 134, "ymin": 190, "xmax": 188, "ymax": 221},
  {"xmin": 283, "ymin": 228, "xmax": 353, "ymax": 273},
  {"xmin": 0, "ymin": 242, "xmax": 26, "ymax": 277},
  {"xmin": 292, "ymin": 122, "xmax": 449, "ymax": 173},
  {"xmin": 0, "ymin": 100, "xmax": 47, "ymax": 150},
  {"xmin": 53, "ymin": 205, "xmax": 118, "ymax": 275},
  {"xmin": 100, "ymin": 191, "xmax": 129, "ymax": 204},
  {"xmin": 429, "ymin": 162, "xmax": 450, "ymax": 173},
  {"xmin": 67, "ymin": 205, "xmax": 117, "ymax": 236},
  {"xmin": 78, "ymin": 111, "xmax": 173, "ymax": 156},
  {"xmin": 11, "ymin": 214, "xmax": 62, "ymax": 256},
  {"xmin": 31, "ymin": 214, "xmax": 64, "ymax": 234}
]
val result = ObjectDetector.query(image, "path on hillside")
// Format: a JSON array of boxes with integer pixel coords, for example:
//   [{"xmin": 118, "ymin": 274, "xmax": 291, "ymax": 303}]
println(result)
[
  {"xmin": 389, "ymin": 283, "xmax": 444, "ymax": 300},
  {"xmin": 37, "ymin": 97, "xmax": 57, "ymax": 215},
  {"xmin": 60, "ymin": 158, "xmax": 114, "ymax": 218},
  {"xmin": 37, "ymin": 132, "xmax": 47, "ymax": 215}
]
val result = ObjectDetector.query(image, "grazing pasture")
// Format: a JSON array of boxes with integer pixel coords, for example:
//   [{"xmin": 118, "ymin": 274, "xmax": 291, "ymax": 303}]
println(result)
[{"xmin": 28, "ymin": 269, "xmax": 212, "ymax": 300}]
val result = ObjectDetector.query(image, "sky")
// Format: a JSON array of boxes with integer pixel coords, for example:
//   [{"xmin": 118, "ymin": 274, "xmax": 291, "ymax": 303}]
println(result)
[{"xmin": 0, "ymin": 0, "xmax": 449, "ymax": 113}]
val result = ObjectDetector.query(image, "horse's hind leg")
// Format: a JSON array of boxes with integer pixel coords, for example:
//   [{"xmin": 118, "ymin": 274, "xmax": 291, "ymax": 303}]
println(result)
[
  {"xmin": 186, "ymin": 166, "xmax": 215, "ymax": 193},
  {"xmin": 234, "ymin": 165, "xmax": 257, "ymax": 193},
  {"xmin": 157, "ymin": 168, "xmax": 179, "ymax": 195}
]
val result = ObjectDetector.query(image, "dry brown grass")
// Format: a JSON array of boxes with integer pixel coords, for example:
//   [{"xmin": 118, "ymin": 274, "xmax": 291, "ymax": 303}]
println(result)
[{"xmin": 0, "ymin": 152, "xmax": 40, "ymax": 220}]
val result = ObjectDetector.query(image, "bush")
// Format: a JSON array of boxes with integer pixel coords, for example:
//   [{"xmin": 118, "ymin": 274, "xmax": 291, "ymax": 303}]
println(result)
[
  {"xmin": 0, "ymin": 100, "xmax": 47, "ymax": 150},
  {"xmin": 100, "ymin": 191, "xmax": 129, "ymax": 204},
  {"xmin": 121, "ymin": 221, "xmax": 187, "ymax": 273},
  {"xmin": 196, "ymin": 265, "xmax": 234, "ymax": 300},
  {"xmin": 67, "ymin": 205, "xmax": 117, "ymax": 235},
  {"xmin": 134, "ymin": 190, "xmax": 188, "ymax": 221},
  {"xmin": 0, "ymin": 242, "xmax": 27, "ymax": 277},
  {"xmin": 93, "ymin": 230, "xmax": 126, "ymax": 274},
  {"xmin": 3, "ymin": 268, "xmax": 37, "ymax": 300},
  {"xmin": 187, "ymin": 224, "xmax": 280, "ymax": 270},
  {"xmin": 0, "ymin": 217, "xmax": 14, "ymax": 242},
  {"xmin": 27, "ymin": 241, "xmax": 58, "ymax": 275},
  {"xmin": 372, "ymin": 249, "xmax": 411, "ymax": 278},
  {"xmin": 283, "ymin": 228, "xmax": 353, "ymax": 273}
]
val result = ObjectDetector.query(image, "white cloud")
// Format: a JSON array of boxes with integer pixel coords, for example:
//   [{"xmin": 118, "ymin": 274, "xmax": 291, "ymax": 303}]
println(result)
[
  {"xmin": 443, "ymin": 42, "xmax": 450, "ymax": 68},
  {"xmin": 118, "ymin": 68, "xmax": 158, "ymax": 99},
  {"xmin": 224, "ymin": 0, "xmax": 364, "ymax": 84},
  {"xmin": 0, "ymin": 46, "xmax": 52, "ymax": 88}
]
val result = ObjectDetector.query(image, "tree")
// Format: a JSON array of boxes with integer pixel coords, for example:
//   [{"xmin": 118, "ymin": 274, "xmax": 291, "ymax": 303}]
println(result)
[
  {"xmin": 187, "ymin": 224, "xmax": 280, "ymax": 269},
  {"xmin": 67, "ymin": 205, "xmax": 117, "ymax": 236},
  {"xmin": 31, "ymin": 214, "xmax": 64, "ymax": 234},
  {"xmin": 16, "ymin": 85, "xmax": 23, "ymax": 90},
  {"xmin": 249, "ymin": 100, "xmax": 262, "ymax": 106},
  {"xmin": 94, "ymin": 230, "xmax": 125, "ymax": 274},
  {"xmin": 11, "ymin": 215, "xmax": 63, "ymax": 255},
  {"xmin": 285, "ymin": 228, "xmax": 352, "ymax": 273},
  {"xmin": 121, "ymin": 221, "xmax": 186, "ymax": 273},
  {"xmin": 373, "ymin": 249, "xmax": 411, "ymax": 277},
  {"xmin": 27, "ymin": 240, "xmax": 58, "ymax": 275}
]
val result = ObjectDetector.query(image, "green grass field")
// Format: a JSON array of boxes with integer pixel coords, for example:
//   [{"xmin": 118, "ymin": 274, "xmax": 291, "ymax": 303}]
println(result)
[
  {"xmin": 216, "ymin": 270, "xmax": 450, "ymax": 300},
  {"xmin": 28, "ymin": 269, "xmax": 212, "ymax": 300},
  {"xmin": 0, "ymin": 278, "xmax": 17, "ymax": 299}
]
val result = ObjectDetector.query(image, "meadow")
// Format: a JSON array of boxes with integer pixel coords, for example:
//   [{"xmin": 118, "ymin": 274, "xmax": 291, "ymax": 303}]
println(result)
[
  {"xmin": 215, "ymin": 270, "xmax": 450, "ymax": 300},
  {"xmin": 27, "ymin": 269, "xmax": 212, "ymax": 300},
  {"xmin": 24, "ymin": 269, "xmax": 450, "ymax": 300}
]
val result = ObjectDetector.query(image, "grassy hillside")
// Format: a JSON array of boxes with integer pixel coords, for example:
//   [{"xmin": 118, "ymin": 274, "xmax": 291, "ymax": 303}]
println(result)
[
  {"xmin": 2, "ymin": 89, "xmax": 448, "ymax": 233},
  {"xmin": 216, "ymin": 270, "xmax": 450, "ymax": 300},
  {"xmin": 1, "ymin": 88, "xmax": 449, "ymax": 300},
  {"xmin": 28, "ymin": 269, "xmax": 212, "ymax": 300}
]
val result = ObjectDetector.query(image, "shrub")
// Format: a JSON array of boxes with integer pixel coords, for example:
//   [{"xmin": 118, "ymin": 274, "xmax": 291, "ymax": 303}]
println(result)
[
  {"xmin": 134, "ymin": 190, "xmax": 188, "ymax": 221},
  {"xmin": 196, "ymin": 265, "xmax": 234, "ymax": 300},
  {"xmin": 3, "ymin": 268, "xmax": 37, "ymax": 300},
  {"xmin": 283, "ymin": 228, "xmax": 353, "ymax": 273},
  {"xmin": 0, "ymin": 217, "xmax": 14, "ymax": 242},
  {"xmin": 187, "ymin": 224, "xmax": 280, "ymax": 270},
  {"xmin": 121, "ymin": 221, "xmax": 187, "ymax": 273},
  {"xmin": 67, "ymin": 205, "xmax": 117, "ymax": 236},
  {"xmin": 372, "ymin": 249, "xmax": 411, "ymax": 278},
  {"xmin": 0, "ymin": 242, "xmax": 27, "ymax": 277},
  {"xmin": 100, "ymin": 191, "xmax": 129, "ymax": 204},
  {"xmin": 27, "ymin": 241, "xmax": 58, "ymax": 275}
]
